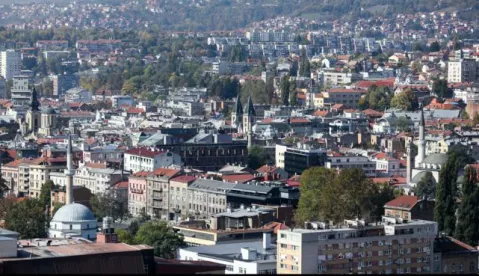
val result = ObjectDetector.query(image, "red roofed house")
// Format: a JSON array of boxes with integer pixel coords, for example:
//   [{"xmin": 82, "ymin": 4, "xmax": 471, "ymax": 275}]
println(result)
[
  {"xmin": 256, "ymin": 165, "xmax": 288, "ymax": 181},
  {"xmin": 354, "ymin": 78, "xmax": 396, "ymax": 90},
  {"xmin": 221, "ymin": 173, "xmax": 257, "ymax": 184},
  {"xmin": 286, "ymin": 175, "xmax": 301, "ymax": 187},
  {"xmin": 124, "ymin": 148, "xmax": 182, "ymax": 173},
  {"xmin": 147, "ymin": 168, "xmax": 183, "ymax": 219},
  {"xmin": 112, "ymin": 181, "xmax": 129, "ymax": 201},
  {"xmin": 384, "ymin": 195, "xmax": 435, "ymax": 221}
]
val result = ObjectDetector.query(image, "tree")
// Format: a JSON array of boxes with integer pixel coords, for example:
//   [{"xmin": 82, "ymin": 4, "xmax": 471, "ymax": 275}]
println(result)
[
  {"xmin": 395, "ymin": 116, "xmax": 412, "ymax": 132},
  {"xmin": 117, "ymin": 228, "xmax": 135, "ymax": 244},
  {"xmin": 295, "ymin": 168, "xmax": 392, "ymax": 225},
  {"xmin": 429, "ymin": 41, "xmax": 441, "ymax": 52},
  {"xmin": 434, "ymin": 148, "xmax": 473, "ymax": 236},
  {"xmin": 390, "ymin": 88, "xmax": 418, "ymax": 111},
  {"xmin": 248, "ymin": 145, "xmax": 267, "ymax": 170},
  {"xmin": 90, "ymin": 192, "xmax": 130, "ymax": 222},
  {"xmin": 298, "ymin": 48, "xmax": 311, "ymax": 77},
  {"xmin": 39, "ymin": 180, "xmax": 54, "ymax": 210},
  {"xmin": 454, "ymin": 166, "xmax": 479, "ymax": 246},
  {"xmin": 42, "ymin": 78, "xmax": 54, "ymax": 97},
  {"xmin": 473, "ymin": 113, "xmax": 479, "ymax": 126},
  {"xmin": 462, "ymin": 110, "xmax": 470, "ymax": 120},
  {"xmin": 240, "ymin": 80, "xmax": 269, "ymax": 104},
  {"xmin": 5, "ymin": 199, "xmax": 47, "ymax": 239},
  {"xmin": 134, "ymin": 220, "xmax": 186, "ymax": 258},
  {"xmin": 280, "ymin": 75, "xmax": 290, "ymax": 106},
  {"xmin": 413, "ymin": 172, "xmax": 435, "ymax": 200},
  {"xmin": 432, "ymin": 79, "xmax": 450, "ymax": 98},
  {"xmin": 295, "ymin": 167, "xmax": 337, "ymax": 225}
]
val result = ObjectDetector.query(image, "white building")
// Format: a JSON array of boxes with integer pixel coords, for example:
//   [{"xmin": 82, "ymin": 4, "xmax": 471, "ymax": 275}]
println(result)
[
  {"xmin": 178, "ymin": 233, "xmax": 277, "ymax": 274},
  {"xmin": 124, "ymin": 148, "xmax": 183, "ymax": 173},
  {"xmin": 325, "ymin": 155, "xmax": 377, "ymax": 177},
  {"xmin": 73, "ymin": 166, "xmax": 123, "ymax": 195},
  {"xmin": 10, "ymin": 75, "xmax": 32, "ymax": 107},
  {"xmin": 0, "ymin": 50, "xmax": 22, "ymax": 81},
  {"xmin": 48, "ymin": 203, "xmax": 97, "ymax": 240},
  {"xmin": 65, "ymin": 88, "xmax": 92, "ymax": 103}
]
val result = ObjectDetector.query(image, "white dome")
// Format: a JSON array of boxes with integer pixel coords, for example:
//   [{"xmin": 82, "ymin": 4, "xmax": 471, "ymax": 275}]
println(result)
[{"xmin": 52, "ymin": 203, "xmax": 96, "ymax": 222}]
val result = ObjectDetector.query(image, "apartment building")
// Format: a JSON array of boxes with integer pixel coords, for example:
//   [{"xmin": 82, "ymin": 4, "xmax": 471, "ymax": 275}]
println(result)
[
  {"xmin": 10, "ymin": 75, "xmax": 32, "ymax": 107},
  {"xmin": 146, "ymin": 168, "xmax": 183, "ymax": 219},
  {"xmin": 48, "ymin": 74, "xmax": 78, "ymax": 97},
  {"xmin": 316, "ymin": 88, "xmax": 367, "ymax": 108},
  {"xmin": 0, "ymin": 77, "xmax": 6, "ymax": 99},
  {"xmin": 73, "ymin": 166, "xmax": 123, "ymax": 195},
  {"xmin": 128, "ymin": 171, "xmax": 150, "ymax": 217},
  {"xmin": 36, "ymin": 40, "xmax": 69, "ymax": 51},
  {"xmin": 325, "ymin": 155, "xmax": 377, "ymax": 177},
  {"xmin": 0, "ymin": 50, "xmax": 22, "ymax": 81},
  {"xmin": 168, "ymin": 175, "xmax": 197, "ymax": 220},
  {"xmin": 29, "ymin": 157, "xmax": 67, "ymax": 198},
  {"xmin": 433, "ymin": 236, "xmax": 478, "ymax": 274},
  {"xmin": 187, "ymin": 178, "xmax": 234, "ymax": 219},
  {"xmin": 447, "ymin": 59, "xmax": 478, "ymax": 83},
  {"xmin": 275, "ymin": 144, "xmax": 327, "ymax": 175},
  {"xmin": 123, "ymin": 148, "xmax": 182, "ymax": 173},
  {"xmin": 277, "ymin": 217, "xmax": 438, "ymax": 274},
  {"xmin": 318, "ymin": 70, "xmax": 362, "ymax": 86}
]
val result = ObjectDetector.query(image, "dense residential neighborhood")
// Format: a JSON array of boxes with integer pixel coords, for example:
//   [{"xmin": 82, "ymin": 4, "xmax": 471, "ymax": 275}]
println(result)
[{"xmin": 0, "ymin": 0, "xmax": 478, "ymax": 274}]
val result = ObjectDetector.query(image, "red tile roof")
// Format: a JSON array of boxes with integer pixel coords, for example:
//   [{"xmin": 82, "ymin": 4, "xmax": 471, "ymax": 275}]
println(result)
[
  {"xmin": 384, "ymin": 195, "xmax": 419, "ymax": 210},
  {"xmin": 286, "ymin": 175, "xmax": 301, "ymax": 187},
  {"xmin": 125, "ymin": 148, "xmax": 167, "ymax": 158},
  {"xmin": 151, "ymin": 168, "xmax": 181, "ymax": 178},
  {"xmin": 85, "ymin": 162, "xmax": 107, "ymax": 169},
  {"xmin": 289, "ymin": 118, "xmax": 311, "ymax": 124},
  {"xmin": 131, "ymin": 171, "xmax": 152, "ymax": 177},
  {"xmin": 363, "ymin": 109, "xmax": 384, "ymax": 117},
  {"xmin": 221, "ymin": 174, "xmax": 256, "ymax": 183},
  {"xmin": 113, "ymin": 181, "xmax": 128, "ymax": 189},
  {"xmin": 170, "ymin": 175, "xmax": 197, "ymax": 183},
  {"xmin": 327, "ymin": 88, "xmax": 367, "ymax": 93},
  {"xmin": 355, "ymin": 78, "xmax": 396, "ymax": 89},
  {"xmin": 264, "ymin": 221, "xmax": 290, "ymax": 234},
  {"xmin": 313, "ymin": 110, "xmax": 330, "ymax": 117},
  {"xmin": 256, "ymin": 165, "xmax": 280, "ymax": 174},
  {"xmin": 126, "ymin": 107, "xmax": 145, "ymax": 114}
]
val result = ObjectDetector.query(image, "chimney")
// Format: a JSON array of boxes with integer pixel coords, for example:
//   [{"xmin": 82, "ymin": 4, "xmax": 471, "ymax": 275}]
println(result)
[{"xmin": 263, "ymin": 232, "xmax": 271, "ymax": 250}]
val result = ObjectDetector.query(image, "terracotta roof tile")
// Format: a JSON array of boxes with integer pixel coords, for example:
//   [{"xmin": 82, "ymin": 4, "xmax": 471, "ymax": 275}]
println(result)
[{"xmin": 384, "ymin": 195, "xmax": 419, "ymax": 210}]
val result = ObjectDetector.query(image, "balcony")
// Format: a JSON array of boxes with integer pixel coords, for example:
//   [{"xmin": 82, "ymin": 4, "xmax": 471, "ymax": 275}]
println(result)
[{"xmin": 130, "ymin": 188, "xmax": 143, "ymax": 194}]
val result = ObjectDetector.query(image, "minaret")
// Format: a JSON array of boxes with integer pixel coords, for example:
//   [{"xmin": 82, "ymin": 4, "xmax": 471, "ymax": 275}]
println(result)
[
  {"xmin": 406, "ymin": 139, "xmax": 414, "ymax": 184},
  {"xmin": 65, "ymin": 134, "xmax": 75, "ymax": 204},
  {"xmin": 415, "ymin": 106, "xmax": 426, "ymax": 167},
  {"xmin": 231, "ymin": 94, "xmax": 243, "ymax": 133},
  {"xmin": 244, "ymin": 97, "xmax": 256, "ymax": 148}
]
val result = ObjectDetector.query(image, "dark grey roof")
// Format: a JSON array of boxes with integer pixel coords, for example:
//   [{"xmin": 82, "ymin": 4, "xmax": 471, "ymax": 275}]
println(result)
[
  {"xmin": 422, "ymin": 153, "xmax": 448, "ymax": 165},
  {"xmin": 244, "ymin": 96, "xmax": 256, "ymax": 116},
  {"xmin": 411, "ymin": 171, "xmax": 437, "ymax": 184},
  {"xmin": 229, "ymin": 183, "xmax": 275, "ymax": 194},
  {"xmin": 189, "ymin": 178, "xmax": 233, "ymax": 193},
  {"xmin": 42, "ymin": 106, "xmax": 57, "ymax": 115}
]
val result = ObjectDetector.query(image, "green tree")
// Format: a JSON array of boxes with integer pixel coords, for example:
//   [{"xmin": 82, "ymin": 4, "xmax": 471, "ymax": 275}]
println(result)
[
  {"xmin": 462, "ymin": 110, "xmax": 470, "ymax": 120},
  {"xmin": 117, "ymin": 228, "xmax": 135, "ymax": 244},
  {"xmin": 455, "ymin": 166, "xmax": 479, "ymax": 246},
  {"xmin": 280, "ymin": 75, "xmax": 290, "ymax": 106},
  {"xmin": 429, "ymin": 41, "xmax": 441, "ymax": 52},
  {"xmin": 434, "ymin": 148, "xmax": 473, "ymax": 236},
  {"xmin": 39, "ymin": 180, "xmax": 54, "ymax": 210},
  {"xmin": 298, "ymin": 48, "xmax": 311, "ymax": 77},
  {"xmin": 395, "ymin": 116, "xmax": 412, "ymax": 132},
  {"xmin": 91, "ymin": 192, "xmax": 130, "ymax": 222},
  {"xmin": 5, "ymin": 199, "xmax": 47, "ymax": 239},
  {"xmin": 432, "ymin": 80, "xmax": 450, "ymax": 98},
  {"xmin": 390, "ymin": 88, "xmax": 418, "ymax": 111},
  {"xmin": 295, "ymin": 167, "xmax": 337, "ymax": 225},
  {"xmin": 240, "ymin": 80, "xmax": 269, "ymax": 104},
  {"xmin": 134, "ymin": 220, "xmax": 186, "ymax": 258},
  {"xmin": 248, "ymin": 145, "xmax": 267, "ymax": 170},
  {"xmin": 413, "ymin": 172, "xmax": 435, "ymax": 200}
]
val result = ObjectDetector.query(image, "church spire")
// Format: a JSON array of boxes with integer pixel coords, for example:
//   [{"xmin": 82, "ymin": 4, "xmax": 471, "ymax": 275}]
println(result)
[{"xmin": 30, "ymin": 87, "xmax": 40, "ymax": 111}]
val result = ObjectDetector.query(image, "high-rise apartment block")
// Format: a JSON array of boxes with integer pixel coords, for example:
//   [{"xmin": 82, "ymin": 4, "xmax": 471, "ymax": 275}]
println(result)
[
  {"xmin": 447, "ymin": 59, "xmax": 479, "ymax": 83},
  {"xmin": 0, "ymin": 50, "xmax": 22, "ymax": 81},
  {"xmin": 277, "ymin": 217, "xmax": 437, "ymax": 274}
]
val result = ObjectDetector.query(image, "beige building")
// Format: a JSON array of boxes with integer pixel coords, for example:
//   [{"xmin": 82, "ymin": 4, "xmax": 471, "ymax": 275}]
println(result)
[
  {"xmin": 168, "ymin": 175, "xmax": 197, "ymax": 219},
  {"xmin": 316, "ymin": 88, "xmax": 367, "ymax": 108},
  {"xmin": 187, "ymin": 178, "xmax": 233, "ymax": 219},
  {"xmin": 73, "ymin": 166, "xmax": 123, "ymax": 195},
  {"xmin": 277, "ymin": 217, "xmax": 438, "ymax": 274},
  {"xmin": 146, "ymin": 168, "xmax": 182, "ymax": 219},
  {"xmin": 29, "ymin": 157, "xmax": 67, "ymax": 198}
]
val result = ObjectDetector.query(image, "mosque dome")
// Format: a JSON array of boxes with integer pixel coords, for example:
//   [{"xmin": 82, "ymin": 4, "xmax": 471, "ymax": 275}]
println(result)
[{"xmin": 51, "ymin": 203, "xmax": 95, "ymax": 222}]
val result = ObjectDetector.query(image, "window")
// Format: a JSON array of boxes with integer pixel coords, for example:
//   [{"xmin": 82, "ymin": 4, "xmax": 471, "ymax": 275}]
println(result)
[
  {"xmin": 292, "ymin": 245, "xmax": 298, "ymax": 251},
  {"xmin": 280, "ymin": 244, "xmax": 288, "ymax": 249},
  {"xmin": 469, "ymin": 262, "xmax": 476, "ymax": 272},
  {"xmin": 291, "ymin": 265, "xmax": 299, "ymax": 271},
  {"xmin": 70, "ymin": 225, "xmax": 72, "ymax": 230},
  {"xmin": 280, "ymin": 264, "xmax": 287, "ymax": 269}
]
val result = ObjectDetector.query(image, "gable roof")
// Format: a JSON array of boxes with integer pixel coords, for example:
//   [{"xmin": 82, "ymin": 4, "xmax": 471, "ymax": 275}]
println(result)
[{"xmin": 384, "ymin": 195, "xmax": 419, "ymax": 210}]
